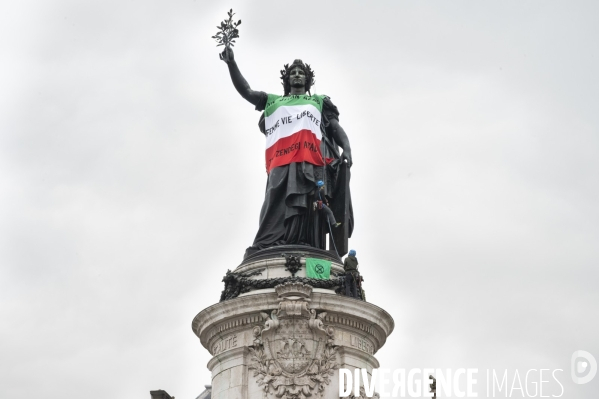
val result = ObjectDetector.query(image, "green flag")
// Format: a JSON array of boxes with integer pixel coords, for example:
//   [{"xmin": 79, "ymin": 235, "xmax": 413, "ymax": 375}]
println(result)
[{"xmin": 305, "ymin": 258, "xmax": 331, "ymax": 279}]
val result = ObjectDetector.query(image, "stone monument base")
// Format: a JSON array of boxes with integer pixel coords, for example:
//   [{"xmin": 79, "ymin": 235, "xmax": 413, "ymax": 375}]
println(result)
[{"xmin": 192, "ymin": 246, "xmax": 394, "ymax": 399}]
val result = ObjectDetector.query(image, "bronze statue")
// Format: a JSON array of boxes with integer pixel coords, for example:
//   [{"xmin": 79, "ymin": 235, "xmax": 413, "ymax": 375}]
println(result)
[{"xmin": 220, "ymin": 46, "xmax": 354, "ymax": 258}]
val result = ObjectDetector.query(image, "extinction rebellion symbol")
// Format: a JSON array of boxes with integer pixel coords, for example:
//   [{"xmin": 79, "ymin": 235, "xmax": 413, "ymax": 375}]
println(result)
[{"xmin": 315, "ymin": 264, "xmax": 325, "ymax": 274}]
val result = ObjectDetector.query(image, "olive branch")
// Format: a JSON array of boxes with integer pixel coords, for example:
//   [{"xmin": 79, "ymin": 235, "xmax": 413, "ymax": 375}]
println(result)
[{"xmin": 212, "ymin": 9, "xmax": 241, "ymax": 48}]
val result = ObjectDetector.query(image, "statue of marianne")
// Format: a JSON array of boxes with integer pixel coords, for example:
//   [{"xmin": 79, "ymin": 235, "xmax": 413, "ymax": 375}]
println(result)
[{"xmin": 220, "ymin": 47, "xmax": 354, "ymax": 258}]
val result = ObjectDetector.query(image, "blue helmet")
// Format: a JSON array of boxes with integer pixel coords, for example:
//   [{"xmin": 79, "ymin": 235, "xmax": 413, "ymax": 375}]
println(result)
[
  {"xmin": 349, "ymin": 249, "xmax": 356, "ymax": 256},
  {"xmin": 316, "ymin": 180, "xmax": 324, "ymax": 187}
]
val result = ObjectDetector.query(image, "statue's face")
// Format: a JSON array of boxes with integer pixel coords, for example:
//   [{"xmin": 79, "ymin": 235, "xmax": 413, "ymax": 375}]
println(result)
[{"xmin": 289, "ymin": 66, "xmax": 306, "ymax": 89}]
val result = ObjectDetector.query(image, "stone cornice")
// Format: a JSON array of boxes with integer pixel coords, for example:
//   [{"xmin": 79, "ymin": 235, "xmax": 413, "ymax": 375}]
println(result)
[
  {"xmin": 207, "ymin": 346, "xmax": 248, "ymax": 371},
  {"xmin": 192, "ymin": 292, "xmax": 394, "ymax": 354},
  {"xmin": 337, "ymin": 346, "xmax": 381, "ymax": 369}
]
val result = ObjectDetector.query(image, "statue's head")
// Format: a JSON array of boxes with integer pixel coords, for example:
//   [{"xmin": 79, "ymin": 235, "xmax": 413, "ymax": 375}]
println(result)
[{"xmin": 280, "ymin": 59, "xmax": 315, "ymax": 96}]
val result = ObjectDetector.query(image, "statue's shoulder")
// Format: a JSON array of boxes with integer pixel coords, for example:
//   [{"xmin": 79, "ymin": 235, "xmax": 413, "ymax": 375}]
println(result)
[
  {"xmin": 319, "ymin": 95, "xmax": 340, "ymax": 120},
  {"xmin": 321, "ymin": 95, "xmax": 337, "ymax": 109},
  {"xmin": 264, "ymin": 93, "xmax": 282, "ymax": 108},
  {"xmin": 254, "ymin": 91, "xmax": 271, "ymax": 112}
]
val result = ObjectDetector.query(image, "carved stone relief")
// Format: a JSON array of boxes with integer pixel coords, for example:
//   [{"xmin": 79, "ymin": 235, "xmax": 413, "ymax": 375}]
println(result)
[
  {"xmin": 248, "ymin": 282, "xmax": 338, "ymax": 399},
  {"xmin": 282, "ymin": 253, "xmax": 303, "ymax": 277}
]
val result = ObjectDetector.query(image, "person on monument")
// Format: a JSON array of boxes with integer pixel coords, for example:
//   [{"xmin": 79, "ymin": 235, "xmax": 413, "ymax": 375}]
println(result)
[
  {"xmin": 220, "ymin": 46, "xmax": 354, "ymax": 257},
  {"xmin": 343, "ymin": 249, "xmax": 359, "ymax": 298},
  {"xmin": 314, "ymin": 180, "xmax": 341, "ymax": 228}
]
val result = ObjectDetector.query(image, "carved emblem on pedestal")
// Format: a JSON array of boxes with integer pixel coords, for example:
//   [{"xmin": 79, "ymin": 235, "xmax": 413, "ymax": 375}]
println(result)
[
  {"xmin": 282, "ymin": 253, "xmax": 304, "ymax": 277},
  {"xmin": 249, "ymin": 282, "xmax": 337, "ymax": 399}
]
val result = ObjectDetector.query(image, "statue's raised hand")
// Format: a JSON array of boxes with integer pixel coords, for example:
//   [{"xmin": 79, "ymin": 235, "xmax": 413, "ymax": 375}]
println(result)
[{"xmin": 220, "ymin": 46, "xmax": 234, "ymax": 64}]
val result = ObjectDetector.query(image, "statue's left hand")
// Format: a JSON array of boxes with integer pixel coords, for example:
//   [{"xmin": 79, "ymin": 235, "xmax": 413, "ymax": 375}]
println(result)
[{"xmin": 341, "ymin": 150, "xmax": 353, "ymax": 168}]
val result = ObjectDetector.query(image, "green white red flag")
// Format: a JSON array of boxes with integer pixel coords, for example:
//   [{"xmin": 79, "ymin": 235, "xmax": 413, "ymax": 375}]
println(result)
[{"xmin": 263, "ymin": 94, "xmax": 326, "ymax": 172}]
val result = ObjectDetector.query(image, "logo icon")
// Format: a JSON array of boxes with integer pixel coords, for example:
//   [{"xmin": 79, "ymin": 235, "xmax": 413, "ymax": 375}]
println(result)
[
  {"xmin": 571, "ymin": 350, "xmax": 597, "ymax": 384},
  {"xmin": 315, "ymin": 264, "xmax": 325, "ymax": 274}
]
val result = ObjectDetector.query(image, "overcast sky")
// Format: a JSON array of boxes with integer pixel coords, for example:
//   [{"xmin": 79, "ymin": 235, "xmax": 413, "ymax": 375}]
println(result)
[{"xmin": 1, "ymin": 1, "xmax": 598, "ymax": 398}]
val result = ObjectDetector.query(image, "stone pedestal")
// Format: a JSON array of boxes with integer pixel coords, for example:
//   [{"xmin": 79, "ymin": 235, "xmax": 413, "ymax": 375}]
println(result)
[{"xmin": 192, "ymin": 246, "xmax": 394, "ymax": 399}]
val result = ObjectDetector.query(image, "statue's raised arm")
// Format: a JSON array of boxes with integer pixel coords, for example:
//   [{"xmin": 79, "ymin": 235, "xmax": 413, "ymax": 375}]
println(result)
[{"xmin": 220, "ymin": 47, "xmax": 264, "ymax": 107}]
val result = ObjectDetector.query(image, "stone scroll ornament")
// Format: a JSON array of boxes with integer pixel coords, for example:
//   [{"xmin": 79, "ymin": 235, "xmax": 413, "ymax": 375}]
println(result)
[{"xmin": 248, "ymin": 283, "xmax": 338, "ymax": 399}]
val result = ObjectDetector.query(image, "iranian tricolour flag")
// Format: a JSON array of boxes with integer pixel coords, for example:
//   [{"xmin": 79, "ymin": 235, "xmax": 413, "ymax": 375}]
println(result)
[{"xmin": 263, "ymin": 94, "xmax": 326, "ymax": 173}]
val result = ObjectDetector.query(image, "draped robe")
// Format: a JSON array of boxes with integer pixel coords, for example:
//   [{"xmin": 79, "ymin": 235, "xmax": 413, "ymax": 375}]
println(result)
[{"xmin": 244, "ymin": 93, "xmax": 353, "ymax": 258}]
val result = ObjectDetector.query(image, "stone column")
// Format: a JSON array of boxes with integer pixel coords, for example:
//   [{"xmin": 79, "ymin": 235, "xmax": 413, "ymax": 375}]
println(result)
[{"xmin": 192, "ymin": 247, "xmax": 394, "ymax": 399}]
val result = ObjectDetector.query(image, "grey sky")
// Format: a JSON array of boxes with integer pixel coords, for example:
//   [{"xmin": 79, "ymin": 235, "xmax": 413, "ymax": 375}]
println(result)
[{"xmin": 1, "ymin": 0, "xmax": 598, "ymax": 398}]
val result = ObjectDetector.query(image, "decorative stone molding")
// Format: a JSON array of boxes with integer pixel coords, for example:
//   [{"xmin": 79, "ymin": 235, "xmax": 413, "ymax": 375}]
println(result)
[
  {"xmin": 220, "ymin": 275, "xmax": 345, "ymax": 301},
  {"xmin": 276, "ymin": 281, "xmax": 313, "ymax": 300},
  {"xmin": 220, "ymin": 268, "xmax": 266, "ymax": 301},
  {"xmin": 193, "ymin": 292, "xmax": 394, "ymax": 356},
  {"xmin": 207, "ymin": 314, "xmax": 263, "ymax": 342},
  {"xmin": 248, "ymin": 283, "xmax": 338, "ymax": 399},
  {"xmin": 322, "ymin": 314, "xmax": 383, "ymax": 345}
]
